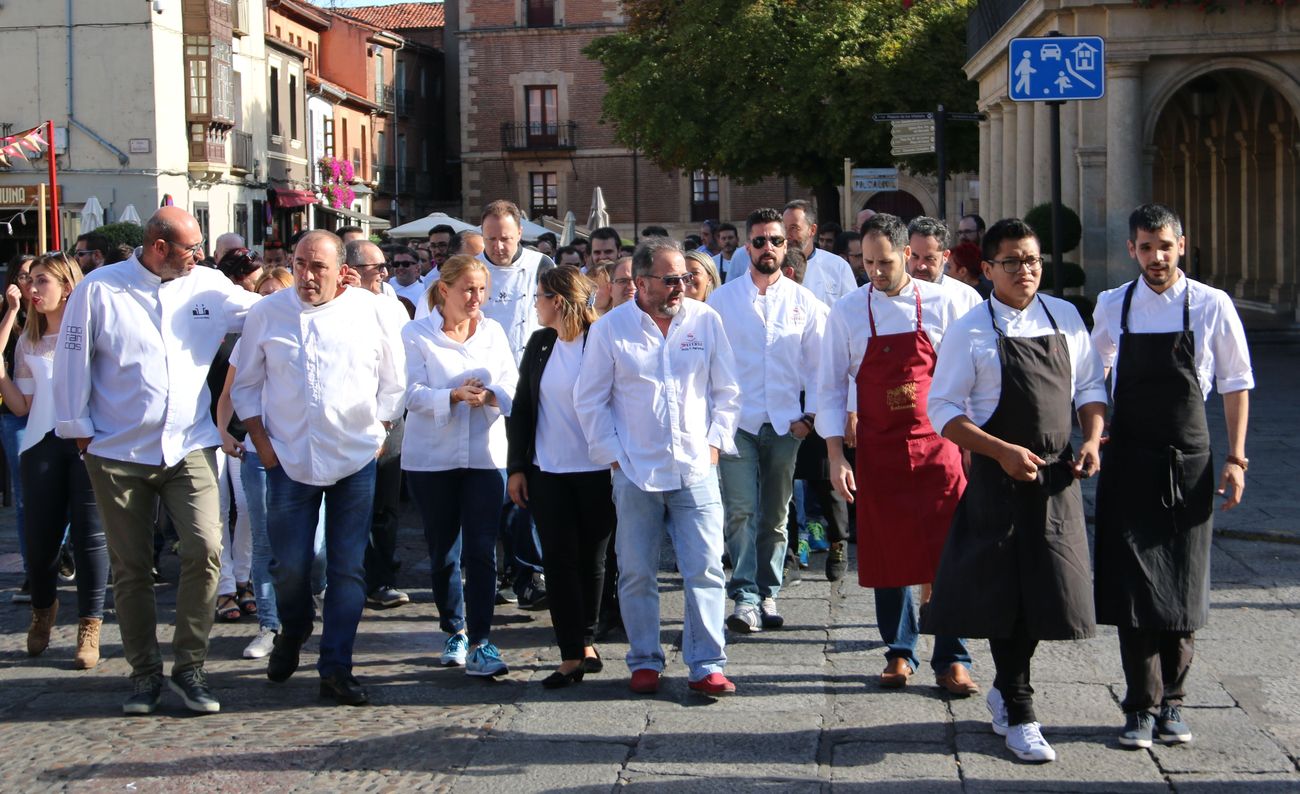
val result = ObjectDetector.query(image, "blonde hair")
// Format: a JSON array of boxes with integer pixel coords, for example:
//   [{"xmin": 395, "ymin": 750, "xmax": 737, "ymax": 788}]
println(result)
[
  {"xmin": 431, "ymin": 254, "xmax": 491, "ymax": 311},
  {"xmin": 255, "ymin": 267, "xmax": 293, "ymax": 294},
  {"xmin": 539, "ymin": 265, "xmax": 597, "ymax": 342},
  {"xmin": 25, "ymin": 253, "xmax": 83, "ymax": 344},
  {"xmin": 683, "ymin": 250, "xmax": 720, "ymax": 300}
]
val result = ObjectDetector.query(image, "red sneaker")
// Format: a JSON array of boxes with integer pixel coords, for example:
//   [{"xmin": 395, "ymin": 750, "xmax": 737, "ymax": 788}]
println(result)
[
  {"xmin": 629, "ymin": 669, "xmax": 661, "ymax": 694},
  {"xmin": 688, "ymin": 672, "xmax": 736, "ymax": 696}
]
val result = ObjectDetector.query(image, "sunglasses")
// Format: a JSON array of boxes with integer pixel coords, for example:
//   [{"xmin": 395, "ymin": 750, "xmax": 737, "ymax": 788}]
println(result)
[
  {"xmin": 750, "ymin": 235, "xmax": 787, "ymax": 249},
  {"xmin": 647, "ymin": 273, "xmax": 695, "ymax": 287}
]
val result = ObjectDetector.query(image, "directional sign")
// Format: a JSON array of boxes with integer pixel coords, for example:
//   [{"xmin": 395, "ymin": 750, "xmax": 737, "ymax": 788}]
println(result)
[
  {"xmin": 1008, "ymin": 35, "xmax": 1105, "ymax": 102},
  {"xmin": 891, "ymin": 118, "xmax": 934, "ymax": 156},
  {"xmin": 872, "ymin": 112, "xmax": 933, "ymax": 121},
  {"xmin": 892, "ymin": 119, "xmax": 932, "ymax": 137},
  {"xmin": 851, "ymin": 168, "xmax": 898, "ymax": 192}
]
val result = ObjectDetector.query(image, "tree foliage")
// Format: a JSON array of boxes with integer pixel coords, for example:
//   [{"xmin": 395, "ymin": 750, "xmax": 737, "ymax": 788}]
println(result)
[{"xmin": 586, "ymin": 0, "xmax": 979, "ymax": 206}]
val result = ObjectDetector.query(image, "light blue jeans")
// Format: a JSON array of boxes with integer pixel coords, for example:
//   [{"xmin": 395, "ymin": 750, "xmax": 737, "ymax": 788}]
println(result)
[
  {"xmin": 718, "ymin": 424, "xmax": 801, "ymax": 605},
  {"xmin": 1, "ymin": 412, "xmax": 27, "ymax": 568},
  {"xmin": 612, "ymin": 467, "xmax": 727, "ymax": 681}
]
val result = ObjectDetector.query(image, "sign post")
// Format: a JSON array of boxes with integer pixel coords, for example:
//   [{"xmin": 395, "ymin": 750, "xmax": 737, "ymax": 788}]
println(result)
[
  {"xmin": 873, "ymin": 110, "xmax": 983, "ymax": 221},
  {"xmin": 1009, "ymin": 33, "xmax": 1105, "ymax": 296}
]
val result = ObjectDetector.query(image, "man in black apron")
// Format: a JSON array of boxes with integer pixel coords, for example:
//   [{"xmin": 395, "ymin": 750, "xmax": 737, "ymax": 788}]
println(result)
[
  {"xmin": 1091, "ymin": 203, "xmax": 1253, "ymax": 749},
  {"xmin": 923, "ymin": 218, "xmax": 1109, "ymax": 763}
]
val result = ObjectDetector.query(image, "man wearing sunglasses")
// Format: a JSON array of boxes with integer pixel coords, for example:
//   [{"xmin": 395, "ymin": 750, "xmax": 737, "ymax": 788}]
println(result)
[
  {"xmin": 74, "ymin": 231, "xmax": 113, "ymax": 274},
  {"xmin": 707, "ymin": 208, "xmax": 826, "ymax": 634},
  {"xmin": 54, "ymin": 206, "xmax": 261, "ymax": 716},
  {"xmin": 574, "ymin": 236, "xmax": 741, "ymax": 697},
  {"xmin": 387, "ymin": 245, "xmax": 427, "ymax": 307}
]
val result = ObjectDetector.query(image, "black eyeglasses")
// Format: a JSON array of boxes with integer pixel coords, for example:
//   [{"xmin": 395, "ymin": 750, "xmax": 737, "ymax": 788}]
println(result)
[
  {"xmin": 613, "ymin": 277, "xmax": 634, "ymax": 286},
  {"xmin": 72, "ymin": 249, "xmax": 96, "ymax": 259},
  {"xmin": 987, "ymin": 256, "xmax": 1043, "ymax": 274},
  {"xmin": 393, "ymin": 260, "xmax": 420, "ymax": 268},
  {"xmin": 355, "ymin": 261, "xmax": 388, "ymax": 270},
  {"xmin": 168, "ymin": 239, "xmax": 205, "ymax": 258},
  {"xmin": 750, "ymin": 236, "xmax": 786, "ymax": 249},
  {"xmin": 648, "ymin": 273, "xmax": 695, "ymax": 287}
]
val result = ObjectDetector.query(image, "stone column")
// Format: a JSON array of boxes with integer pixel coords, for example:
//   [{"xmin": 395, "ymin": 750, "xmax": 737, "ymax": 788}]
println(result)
[
  {"xmin": 986, "ymin": 106, "xmax": 1003, "ymax": 220},
  {"xmin": 1002, "ymin": 102, "xmax": 1018, "ymax": 219},
  {"xmin": 1017, "ymin": 100, "xmax": 1035, "ymax": 217},
  {"xmin": 1104, "ymin": 60, "xmax": 1146, "ymax": 290},
  {"xmin": 978, "ymin": 111, "xmax": 993, "ymax": 221},
  {"xmin": 1268, "ymin": 124, "xmax": 1286, "ymax": 303},
  {"xmin": 1033, "ymin": 101, "xmax": 1052, "ymax": 208},
  {"xmin": 1203, "ymin": 136, "xmax": 1221, "ymax": 285},
  {"xmin": 1077, "ymin": 146, "xmax": 1108, "ymax": 296},
  {"xmin": 1234, "ymin": 130, "xmax": 1254, "ymax": 297}
]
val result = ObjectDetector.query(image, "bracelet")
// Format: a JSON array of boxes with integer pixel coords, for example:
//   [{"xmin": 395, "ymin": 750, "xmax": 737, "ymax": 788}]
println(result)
[{"xmin": 1225, "ymin": 454, "xmax": 1249, "ymax": 472}]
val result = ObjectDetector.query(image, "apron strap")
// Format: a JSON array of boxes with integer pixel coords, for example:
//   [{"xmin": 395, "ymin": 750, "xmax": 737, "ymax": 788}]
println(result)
[
  {"xmin": 1182, "ymin": 281, "xmax": 1190, "ymax": 331},
  {"xmin": 1120, "ymin": 279, "xmax": 1138, "ymax": 334},
  {"xmin": 986, "ymin": 299, "xmax": 1005, "ymax": 338},
  {"xmin": 913, "ymin": 284, "xmax": 923, "ymax": 330},
  {"xmin": 867, "ymin": 285, "xmax": 877, "ymax": 337},
  {"xmin": 1037, "ymin": 294, "xmax": 1061, "ymax": 332}
]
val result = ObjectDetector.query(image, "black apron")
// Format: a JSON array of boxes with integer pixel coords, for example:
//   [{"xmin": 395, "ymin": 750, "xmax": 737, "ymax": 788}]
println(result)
[
  {"xmin": 923, "ymin": 298, "xmax": 1096, "ymax": 641},
  {"xmin": 1094, "ymin": 281, "xmax": 1214, "ymax": 631}
]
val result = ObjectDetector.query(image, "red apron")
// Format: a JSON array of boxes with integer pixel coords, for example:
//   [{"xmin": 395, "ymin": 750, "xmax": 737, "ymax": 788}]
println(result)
[{"xmin": 853, "ymin": 285, "xmax": 965, "ymax": 588}]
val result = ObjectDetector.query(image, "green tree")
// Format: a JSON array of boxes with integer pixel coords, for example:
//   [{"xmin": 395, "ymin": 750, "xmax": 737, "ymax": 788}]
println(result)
[{"xmin": 586, "ymin": 0, "xmax": 978, "ymax": 222}]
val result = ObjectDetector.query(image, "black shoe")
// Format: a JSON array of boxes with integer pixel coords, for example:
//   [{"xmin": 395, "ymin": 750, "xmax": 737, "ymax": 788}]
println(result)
[
  {"xmin": 168, "ymin": 667, "xmax": 220, "ymax": 713},
  {"xmin": 123, "ymin": 672, "xmax": 164, "ymax": 715},
  {"xmin": 542, "ymin": 668, "xmax": 585, "ymax": 689},
  {"xmin": 825, "ymin": 541, "xmax": 848, "ymax": 582},
  {"xmin": 495, "ymin": 586, "xmax": 518, "ymax": 605},
  {"xmin": 581, "ymin": 648, "xmax": 603, "ymax": 674},
  {"xmin": 267, "ymin": 629, "xmax": 310, "ymax": 683},
  {"xmin": 783, "ymin": 553, "xmax": 802, "ymax": 587},
  {"xmin": 58, "ymin": 544, "xmax": 76, "ymax": 582},
  {"xmin": 319, "ymin": 672, "xmax": 369, "ymax": 706},
  {"xmin": 517, "ymin": 577, "xmax": 549, "ymax": 611}
]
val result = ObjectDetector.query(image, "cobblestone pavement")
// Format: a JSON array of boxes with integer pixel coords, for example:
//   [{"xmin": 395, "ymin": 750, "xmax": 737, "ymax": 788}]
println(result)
[{"xmin": 0, "ymin": 342, "xmax": 1296, "ymax": 792}]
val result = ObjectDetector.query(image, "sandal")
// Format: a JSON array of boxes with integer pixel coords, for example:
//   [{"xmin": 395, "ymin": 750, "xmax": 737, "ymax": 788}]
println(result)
[
  {"xmin": 236, "ymin": 583, "xmax": 258, "ymax": 616},
  {"xmin": 216, "ymin": 594, "xmax": 242, "ymax": 622}
]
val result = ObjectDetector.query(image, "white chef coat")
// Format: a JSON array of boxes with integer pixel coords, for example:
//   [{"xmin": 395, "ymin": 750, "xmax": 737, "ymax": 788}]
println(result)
[
  {"xmin": 932, "ymin": 272, "xmax": 983, "ymax": 318},
  {"xmin": 802, "ymin": 247, "xmax": 859, "ymax": 309},
  {"xmin": 391, "ymin": 277, "xmax": 427, "ymax": 307},
  {"xmin": 231, "ymin": 286, "xmax": 406, "ymax": 487},
  {"xmin": 536, "ymin": 335, "xmax": 602, "ymax": 473},
  {"xmin": 928, "ymin": 293, "xmax": 1108, "ymax": 434},
  {"xmin": 573, "ymin": 298, "xmax": 740, "ymax": 492},
  {"xmin": 1091, "ymin": 272, "xmax": 1254, "ymax": 399},
  {"xmin": 479, "ymin": 247, "xmax": 550, "ymax": 365},
  {"xmin": 707, "ymin": 272, "xmax": 826, "ymax": 436},
  {"xmin": 816, "ymin": 278, "xmax": 964, "ymax": 440},
  {"xmin": 400, "ymin": 307, "xmax": 518, "ymax": 472},
  {"xmin": 54, "ymin": 256, "xmax": 259, "ymax": 466}
]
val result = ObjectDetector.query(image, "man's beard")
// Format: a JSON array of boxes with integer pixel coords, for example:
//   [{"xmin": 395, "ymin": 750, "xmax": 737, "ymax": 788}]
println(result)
[
  {"xmin": 658, "ymin": 300, "xmax": 682, "ymax": 317},
  {"xmin": 752, "ymin": 255, "xmax": 781, "ymax": 275}
]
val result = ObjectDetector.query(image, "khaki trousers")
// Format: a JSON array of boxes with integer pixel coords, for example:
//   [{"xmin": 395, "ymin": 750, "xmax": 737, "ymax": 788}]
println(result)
[{"xmin": 84, "ymin": 449, "xmax": 222, "ymax": 678}]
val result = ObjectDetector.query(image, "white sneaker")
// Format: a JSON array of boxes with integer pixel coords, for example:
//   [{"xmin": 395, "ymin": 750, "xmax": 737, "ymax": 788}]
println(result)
[
  {"xmin": 986, "ymin": 686, "xmax": 1009, "ymax": 736},
  {"xmin": 725, "ymin": 602, "xmax": 763, "ymax": 633},
  {"xmin": 1006, "ymin": 721, "xmax": 1056, "ymax": 762},
  {"xmin": 243, "ymin": 628, "xmax": 277, "ymax": 659}
]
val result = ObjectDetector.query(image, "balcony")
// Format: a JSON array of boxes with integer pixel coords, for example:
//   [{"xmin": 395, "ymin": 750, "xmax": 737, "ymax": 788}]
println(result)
[
  {"xmin": 501, "ymin": 121, "xmax": 578, "ymax": 152},
  {"xmin": 376, "ymin": 84, "xmax": 416, "ymax": 116},
  {"xmin": 230, "ymin": 130, "xmax": 254, "ymax": 174},
  {"xmin": 231, "ymin": 0, "xmax": 250, "ymax": 36}
]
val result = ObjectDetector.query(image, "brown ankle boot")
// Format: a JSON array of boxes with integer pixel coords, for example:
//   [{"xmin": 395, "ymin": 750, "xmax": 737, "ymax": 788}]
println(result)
[
  {"xmin": 27, "ymin": 599, "xmax": 58, "ymax": 657},
  {"xmin": 74, "ymin": 617, "xmax": 102, "ymax": 669}
]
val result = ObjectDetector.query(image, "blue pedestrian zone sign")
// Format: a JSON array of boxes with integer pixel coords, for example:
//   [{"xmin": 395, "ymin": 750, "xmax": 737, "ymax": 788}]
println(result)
[{"xmin": 1008, "ymin": 36, "xmax": 1105, "ymax": 102}]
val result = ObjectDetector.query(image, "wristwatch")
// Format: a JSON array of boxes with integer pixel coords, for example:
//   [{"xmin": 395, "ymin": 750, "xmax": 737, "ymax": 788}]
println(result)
[{"xmin": 1226, "ymin": 454, "xmax": 1249, "ymax": 472}]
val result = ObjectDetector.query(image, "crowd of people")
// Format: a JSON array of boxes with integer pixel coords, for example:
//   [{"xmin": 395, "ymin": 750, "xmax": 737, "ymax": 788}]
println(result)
[{"xmin": 2, "ymin": 195, "xmax": 1253, "ymax": 765}]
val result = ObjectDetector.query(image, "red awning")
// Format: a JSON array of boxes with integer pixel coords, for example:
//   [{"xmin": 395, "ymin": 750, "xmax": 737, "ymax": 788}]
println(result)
[{"xmin": 272, "ymin": 188, "xmax": 318, "ymax": 208}]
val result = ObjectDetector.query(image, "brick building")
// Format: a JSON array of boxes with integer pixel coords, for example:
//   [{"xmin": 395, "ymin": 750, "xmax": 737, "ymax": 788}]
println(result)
[{"xmin": 452, "ymin": 0, "xmax": 796, "ymax": 238}]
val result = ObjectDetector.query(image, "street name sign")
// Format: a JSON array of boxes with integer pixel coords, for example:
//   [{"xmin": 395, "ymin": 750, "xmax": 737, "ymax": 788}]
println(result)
[{"xmin": 851, "ymin": 168, "xmax": 898, "ymax": 192}]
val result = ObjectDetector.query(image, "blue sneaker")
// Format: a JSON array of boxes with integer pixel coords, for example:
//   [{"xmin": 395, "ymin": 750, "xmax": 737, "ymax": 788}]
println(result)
[
  {"xmin": 466, "ymin": 642, "xmax": 508, "ymax": 677},
  {"xmin": 806, "ymin": 520, "xmax": 830, "ymax": 552},
  {"xmin": 441, "ymin": 633, "xmax": 469, "ymax": 667},
  {"xmin": 797, "ymin": 537, "xmax": 810, "ymax": 568}
]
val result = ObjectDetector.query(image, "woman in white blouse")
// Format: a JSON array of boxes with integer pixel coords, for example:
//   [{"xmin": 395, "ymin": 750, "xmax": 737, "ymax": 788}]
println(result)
[
  {"xmin": 402, "ymin": 255, "xmax": 518, "ymax": 677},
  {"xmin": 0, "ymin": 253, "xmax": 107, "ymax": 668},
  {"xmin": 506, "ymin": 266, "xmax": 616, "ymax": 688}
]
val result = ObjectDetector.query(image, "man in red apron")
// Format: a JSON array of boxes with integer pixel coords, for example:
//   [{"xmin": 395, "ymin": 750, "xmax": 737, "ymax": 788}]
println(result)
[
  {"xmin": 923, "ymin": 218, "xmax": 1108, "ymax": 763},
  {"xmin": 1091, "ymin": 203, "xmax": 1253, "ymax": 750},
  {"xmin": 820, "ymin": 214, "xmax": 975, "ymax": 696}
]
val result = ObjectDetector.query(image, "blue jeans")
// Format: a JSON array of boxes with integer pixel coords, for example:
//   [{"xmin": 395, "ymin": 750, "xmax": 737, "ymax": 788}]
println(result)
[
  {"xmin": 408, "ymin": 468, "xmax": 503, "ymax": 645},
  {"xmin": 718, "ymin": 424, "xmax": 801, "ymax": 605},
  {"xmin": 877, "ymin": 585, "xmax": 971, "ymax": 673},
  {"xmin": 240, "ymin": 450, "xmax": 280, "ymax": 632},
  {"xmin": 611, "ymin": 468, "xmax": 727, "ymax": 681},
  {"xmin": 1, "ymin": 412, "xmax": 27, "ymax": 567},
  {"xmin": 265, "ymin": 460, "xmax": 375, "ymax": 678}
]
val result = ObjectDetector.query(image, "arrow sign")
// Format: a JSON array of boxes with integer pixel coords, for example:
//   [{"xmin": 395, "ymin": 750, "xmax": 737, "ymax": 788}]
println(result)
[{"xmin": 873, "ymin": 112, "xmax": 933, "ymax": 121}]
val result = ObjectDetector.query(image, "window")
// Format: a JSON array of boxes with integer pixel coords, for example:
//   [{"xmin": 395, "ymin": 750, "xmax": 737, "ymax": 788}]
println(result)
[
  {"xmin": 234, "ymin": 203, "xmax": 249, "ymax": 243},
  {"xmin": 193, "ymin": 203, "xmax": 210, "ymax": 258},
  {"xmin": 420, "ymin": 66, "xmax": 426, "ymax": 98},
  {"xmin": 360, "ymin": 123, "xmax": 366, "ymax": 173},
  {"xmin": 323, "ymin": 118, "xmax": 334, "ymax": 157},
  {"xmin": 397, "ymin": 133, "xmax": 407, "ymax": 171},
  {"xmin": 527, "ymin": 0, "xmax": 556, "ymax": 27},
  {"xmin": 526, "ymin": 85, "xmax": 558, "ymax": 146},
  {"xmin": 212, "ymin": 39, "xmax": 234, "ymax": 121},
  {"xmin": 186, "ymin": 36, "xmax": 210, "ymax": 116},
  {"xmin": 530, "ymin": 172, "xmax": 558, "ymax": 218},
  {"xmin": 690, "ymin": 170, "xmax": 720, "ymax": 222},
  {"xmin": 375, "ymin": 52, "xmax": 385, "ymax": 95},
  {"xmin": 289, "ymin": 73, "xmax": 299, "ymax": 140},
  {"xmin": 269, "ymin": 66, "xmax": 280, "ymax": 136},
  {"xmin": 377, "ymin": 130, "xmax": 386, "ymax": 169},
  {"xmin": 252, "ymin": 200, "xmax": 266, "ymax": 244}
]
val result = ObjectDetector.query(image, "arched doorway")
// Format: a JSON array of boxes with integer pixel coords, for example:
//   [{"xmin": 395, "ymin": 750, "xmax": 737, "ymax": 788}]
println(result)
[
  {"xmin": 864, "ymin": 190, "xmax": 926, "ymax": 222},
  {"xmin": 1150, "ymin": 68, "xmax": 1299, "ymax": 313}
]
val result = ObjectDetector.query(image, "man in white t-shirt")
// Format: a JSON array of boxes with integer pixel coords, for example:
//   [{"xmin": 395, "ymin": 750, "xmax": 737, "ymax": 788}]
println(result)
[{"xmin": 905, "ymin": 216, "xmax": 982, "ymax": 317}]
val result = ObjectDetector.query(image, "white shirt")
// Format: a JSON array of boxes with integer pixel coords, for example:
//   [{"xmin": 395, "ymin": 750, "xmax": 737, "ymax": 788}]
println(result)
[
  {"xmin": 928, "ymin": 294, "xmax": 1108, "ymax": 434},
  {"xmin": 391, "ymin": 277, "xmax": 427, "ymax": 307},
  {"xmin": 573, "ymin": 299, "xmax": 740, "ymax": 492},
  {"xmin": 54, "ymin": 256, "xmax": 259, "ymax": 466},
  {"xmin": 479, "ymin": 247, "xmax": 547, "ymax": 364},
  {"xmin": 816, "ymin": 279, "xmax": 965, "ymax": 440},
  {"xmin": 803, "ymin": 248, "xmax": 859, "ymax": 308},
  {"xmin": 1091, "ymin": 272, "xmax": 1253, "ymax": 399},
  {"xmin": 713, "ymin": 252, "xmax": 737, "ymax": 282},
  {"xmin": 400, "ymin": 308, "xmax": 517, "ymax": 472},
  {"xmin": 231, "ymin": 287, "xmax": 406, "ymax": 487},
  {"xmin": 380, "ymin": 281, "xmax": 397, "ymax": 299},
  {"xmin": 932, "ymin": 272, "xmax": 983, "ymax": 317},
  {"xmin": 536, "ymin": 336, "xmax": 601, "ymax": 473},
  {"xmin": 707, "ymin": 272, "xmax": 826, "ymax": 435},
  {"xmin": 14, "ymin": 333, "xmax": 58, "ymax": 455}
]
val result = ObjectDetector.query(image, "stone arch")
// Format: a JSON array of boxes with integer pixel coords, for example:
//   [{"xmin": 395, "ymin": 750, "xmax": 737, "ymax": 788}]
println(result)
[
  {"xmin": 852, "ymin": 173, "xmax": 937, "ymax": 222},
  {"xmin": 1143, "ymin": 57, "xmax": 1300, "ymax": 147}
]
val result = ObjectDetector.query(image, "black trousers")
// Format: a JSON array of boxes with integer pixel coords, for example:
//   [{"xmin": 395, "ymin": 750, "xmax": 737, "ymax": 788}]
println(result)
[
  {"xmin": 364, "ymin": 454, "xmax": 403, "ymax": 590},
  {"xmin": 989, "ymin": 628, "xmax": 1040, "ymax": 726},
  {"xmin": 21, "ymin": 431, "xmax": 108, "ymax": 617},
  {"xmin": 1118, "ymin": 626, "xmax": 1195, "ymax": 712},
  {"xmin": 529, "ymin": 469, "xmax": 616, "ymax": 659}
]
